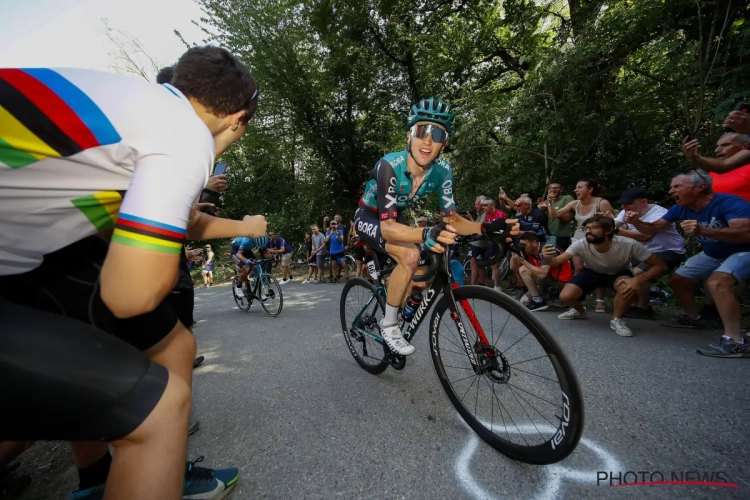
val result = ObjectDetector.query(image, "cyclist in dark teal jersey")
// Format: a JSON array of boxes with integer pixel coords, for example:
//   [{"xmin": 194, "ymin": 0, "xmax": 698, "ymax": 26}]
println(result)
[{"xmin": 354, "ymin": 97, "xmax": 518, "ymax": 355}]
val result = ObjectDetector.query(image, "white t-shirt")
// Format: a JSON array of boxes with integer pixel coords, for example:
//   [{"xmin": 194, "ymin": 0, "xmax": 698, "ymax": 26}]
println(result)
[
  {"xmin": 0, "ymin": 68, "xmax": 215, "ymax": 275},
  {"xmin": 567, "ymin": 236, "xmax": 651, "ymax": 275},
  {"xmin": 615, "ymin": 204, "xmax": 685, "ymax": 255}
]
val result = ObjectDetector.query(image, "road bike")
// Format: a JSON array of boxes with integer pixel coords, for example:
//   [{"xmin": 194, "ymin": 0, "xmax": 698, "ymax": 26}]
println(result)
[
  {"xmin": 339, "ymin": 232, "xmax": 584, "ymax": 464},
  {"xmin": 231, "ymin": 258, "xmax": 283, "ymax": 316}
]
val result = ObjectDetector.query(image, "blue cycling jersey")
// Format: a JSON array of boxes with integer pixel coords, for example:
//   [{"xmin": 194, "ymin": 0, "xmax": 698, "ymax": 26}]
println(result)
[
  {"xmin": 360, "ymin": 150, "xmax": 457, "ymax": 220},
  {"xmin": 232, "ymin": 237, "xmax": 263, "ymax": 257}
]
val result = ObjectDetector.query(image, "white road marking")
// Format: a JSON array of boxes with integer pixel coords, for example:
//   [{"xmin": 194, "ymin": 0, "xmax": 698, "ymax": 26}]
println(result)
[{"xmin": 455, "ymin": 420, "xmax": 623, "ymax": 500}]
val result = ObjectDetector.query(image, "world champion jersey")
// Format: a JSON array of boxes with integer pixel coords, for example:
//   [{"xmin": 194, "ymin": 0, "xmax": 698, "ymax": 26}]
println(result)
[
  {"xmin": 0, "ymin": 68, "xmax": 215, "ymax": 275},
  {"xmin": 359, "ymin": 150, "xmax": 457, "ymax": 220}
]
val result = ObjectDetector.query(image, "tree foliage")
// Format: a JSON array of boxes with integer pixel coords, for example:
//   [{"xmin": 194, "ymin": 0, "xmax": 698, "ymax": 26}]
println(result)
[{"xmin": 182, "ymin": 0, "xmax": 748, "ymax": 242}]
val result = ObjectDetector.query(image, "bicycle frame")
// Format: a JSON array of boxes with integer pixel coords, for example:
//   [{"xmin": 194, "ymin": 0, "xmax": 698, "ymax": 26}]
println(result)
[
  {"xmin": 236, "ymin": 259, "xmax": 273, "ymax": 300},
  {"xmin": 349, "ymin": 250, "xmax": 492, "ymax": 372}
]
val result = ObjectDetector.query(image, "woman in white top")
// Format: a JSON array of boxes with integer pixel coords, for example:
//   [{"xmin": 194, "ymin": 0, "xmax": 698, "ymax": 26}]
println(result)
[{"xmin": 544, "ymin": 179, "xmax": 614, "ymax": 313}]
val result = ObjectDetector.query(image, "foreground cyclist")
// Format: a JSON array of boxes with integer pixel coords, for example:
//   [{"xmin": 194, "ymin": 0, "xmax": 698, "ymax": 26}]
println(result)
[
  {"xmin": 0, "ymin": 46, "xmax": 264, "ymax": 499},
  {"xmin": 354, "ymin": 98, "xmax": 517, "ymax": 355},
  {"xmin": 231, "ymin": 235, "xmax": 271, "ymax": 298}
]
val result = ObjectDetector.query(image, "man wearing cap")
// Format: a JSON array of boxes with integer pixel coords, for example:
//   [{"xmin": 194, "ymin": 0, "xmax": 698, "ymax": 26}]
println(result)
[{"xmin": 614, "ymin": 188, "xmax": 686, "ymax": 318}]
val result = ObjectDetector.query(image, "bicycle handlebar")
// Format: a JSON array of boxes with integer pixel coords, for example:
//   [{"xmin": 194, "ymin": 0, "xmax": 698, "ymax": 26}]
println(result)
[{"xmin": 455, "ymin": 228, "xmax": 518, "ymax": 269}]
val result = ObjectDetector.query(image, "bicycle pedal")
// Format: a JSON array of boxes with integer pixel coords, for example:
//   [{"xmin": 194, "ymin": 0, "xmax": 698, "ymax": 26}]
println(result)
[{"xmin": 389, "ymin": 354, "xmax": 406, "ymax": 370}]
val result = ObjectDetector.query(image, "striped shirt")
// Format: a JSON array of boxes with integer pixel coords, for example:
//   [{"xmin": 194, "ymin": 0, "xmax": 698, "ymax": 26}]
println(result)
[{"xmin": 0, "ymin": 68, "xmax": 215, "ymax": 275}]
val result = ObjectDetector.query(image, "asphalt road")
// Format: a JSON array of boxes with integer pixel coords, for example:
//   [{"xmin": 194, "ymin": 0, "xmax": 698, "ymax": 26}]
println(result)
[{"xmin": 13, "ymin": 280, "xmax": 750, "ymax": 499}]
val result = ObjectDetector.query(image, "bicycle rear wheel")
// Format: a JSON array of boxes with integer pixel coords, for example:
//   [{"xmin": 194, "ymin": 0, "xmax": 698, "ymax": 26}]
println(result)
[
  {"xmin": 340, "ymin": 278, "xmax": 388, "ymax": 374},
  {"xmin": 259, "ymin": 274, "xmax": 283, "ymax": 317},
  {"xmin": 430, "ymin": 286, "xmax": 584, "ymax": 464},
  {"xmin": 232, "ymin": 276, "xmax": 251, "ymax": 312}
]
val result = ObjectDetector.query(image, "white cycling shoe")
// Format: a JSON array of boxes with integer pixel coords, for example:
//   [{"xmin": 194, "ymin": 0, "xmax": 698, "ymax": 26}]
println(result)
[
  {"xmin": 380, "ymin": 322, "xmax": 416, "ymax": 356},
  {"xmin": 234, "ymin": 286, "xmax": 245, "ymax": 299}
]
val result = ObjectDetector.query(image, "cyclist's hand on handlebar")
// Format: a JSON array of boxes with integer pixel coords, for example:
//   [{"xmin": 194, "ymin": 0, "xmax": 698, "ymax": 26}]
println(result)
[
  {"xmin": 506, "ymin": 219, "xmax": 520, "ymax": 236},
  {"xmin": 242, "ymin": 215, "xmax": 267, "ymax": 237},
  {"xmin": 423, "ymin": 222, "xmax": 456, "ymax": 253}
]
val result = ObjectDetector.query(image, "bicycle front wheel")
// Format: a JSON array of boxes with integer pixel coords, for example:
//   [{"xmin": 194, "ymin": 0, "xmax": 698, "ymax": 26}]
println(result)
[
  {"xmin": 340, "ymin": 278, "xmax": 388, "ymax": 374},
  {"xmin": 232, "ymin": 276, "xmax": 251, "ymax": 312},
  {"xmin": 259, "ymin": 275, "xmax": 283, "ymax": 317},
  {"xmin": 430, "ymin": 286, "xmax": 584, "ymax": 464}
]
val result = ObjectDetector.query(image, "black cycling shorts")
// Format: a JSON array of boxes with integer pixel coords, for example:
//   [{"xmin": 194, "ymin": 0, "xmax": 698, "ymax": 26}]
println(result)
[
  {"xmin": 164, "ymin": 287, "xmax": 195, "ymax": 329},
  {"xmin": 0, "ymin": 300, "xmax": 168, "ymax": 441},
  {"xmin": 0, "ymin": 235, "xmax": 179, "ymax": 352}
]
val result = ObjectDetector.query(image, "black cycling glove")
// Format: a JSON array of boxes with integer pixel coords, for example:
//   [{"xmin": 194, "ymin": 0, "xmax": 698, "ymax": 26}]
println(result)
[
  {"xmin": 481, "ymin": 217, "xmax": 508, "ymax": 235},
  {"xmin": 422, "ymin": 222, "xmax": 449, "ymax": 251}
]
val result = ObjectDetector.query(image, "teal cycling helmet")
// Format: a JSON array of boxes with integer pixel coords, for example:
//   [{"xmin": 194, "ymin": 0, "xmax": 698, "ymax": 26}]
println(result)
[
  {"xmin": 252, "ymin": 235, "xmax": 269, "ymax": 248},
  {"xmin": 407, "ymin": 97, "xmax": 455, "ymax": 134}
]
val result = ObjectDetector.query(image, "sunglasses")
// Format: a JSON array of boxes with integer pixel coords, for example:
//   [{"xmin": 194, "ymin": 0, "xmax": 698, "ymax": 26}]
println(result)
[{"xmin": 410, "ymin": 124, "xmax": 448, "ymax": 143}]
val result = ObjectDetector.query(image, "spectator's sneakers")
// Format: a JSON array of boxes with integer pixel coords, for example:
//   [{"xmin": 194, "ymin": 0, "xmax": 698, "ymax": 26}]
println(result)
[
  {"xmin": 595, "ymin": 300, "xmax": 606, "ymax": 313},
  {"xmin": 279, "ymin": 279, "xmax": 291, "ymax": 285},
  {"xmin": 558, "ymin": 307, "xmax": 587, "ymax": 320},
  {"xmin": 609, "ymin": 318, "xmax": 633, "ymax": 337},
  {"xmin": 662, "ymin": 314, "xmax": 706, "ymax": 329},
  {"xmin": 183, "ymin": 457, "xmax": 239, "ymax": 500},
  {"xmin": 696, "ymin": 336, "xmax": 750, "ymax": 358},
  {"xmin": 193, "ymin": 356, "xmax": 205, "ymax": 369},
  {"xmin": 302, "ymin": 279, "xmax": 312, "ymax": 284},
  {"xmin": 70, "ymin": 484, "xmax": 105, "ymax": 500},
  {"xmin": 526, "ymin": 299, "xmax": 549, "ymax": 312},
  {"xmin": 624, "ymin": 306, "xmax": 654, "ymax": 319}
]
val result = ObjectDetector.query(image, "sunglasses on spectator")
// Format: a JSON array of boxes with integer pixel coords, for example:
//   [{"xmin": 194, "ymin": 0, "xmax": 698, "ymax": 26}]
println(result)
[{"xmin": 409, "ymin": 124, "xmax": 448, "ymax": 143}]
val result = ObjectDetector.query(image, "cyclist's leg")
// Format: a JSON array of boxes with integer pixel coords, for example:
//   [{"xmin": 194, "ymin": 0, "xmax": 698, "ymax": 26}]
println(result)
[{"xmin": 0, "ymin": 300, "xmax": 189, "ymax": 500}]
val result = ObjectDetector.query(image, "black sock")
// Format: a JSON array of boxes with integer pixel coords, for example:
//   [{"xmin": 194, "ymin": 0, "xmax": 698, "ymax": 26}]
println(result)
[{"xmin": 77, "ymin": 452, "xmax": 111, "ymax": 490}]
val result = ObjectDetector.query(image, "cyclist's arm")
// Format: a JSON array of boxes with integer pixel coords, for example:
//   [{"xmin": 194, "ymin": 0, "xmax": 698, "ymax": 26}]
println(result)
[
  {"xmin": 374, "ymin": 160, "xmax": 425, "ymax": 243},
  {"xmin": 187, "ymin": 211, "xmax": 266, "ymax": 240},
  {"xmin": 445, "ymin": 213, "xmax": 483, "ymax": 235},
  {"xmin": 101, "ymin": 152, "xmax": 209, "ymax": 318}
]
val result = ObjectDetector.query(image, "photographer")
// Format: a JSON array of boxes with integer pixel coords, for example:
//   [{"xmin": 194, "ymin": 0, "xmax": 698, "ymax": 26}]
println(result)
[
  {"xmin": 510, "ymin": 232, "xmax": 573, "ymax": 311},
  {"xmin": 543, "ymin": 215, "xmax": 667, "ymax": 337},
  {"xmin": 537, "ymin": 182, "xmax": 574, "ymax": 250},
  {"xmin": 325, "ymin": 220, "xmax": 347, "ymax": 283}
]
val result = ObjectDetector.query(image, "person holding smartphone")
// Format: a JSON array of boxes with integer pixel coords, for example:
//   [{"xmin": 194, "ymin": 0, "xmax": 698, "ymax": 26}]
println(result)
[
  {"xmin": 537, "ymin": 182, "xmax": 574, "ymax": 250},
  {"xmin": 682, "ymin": 131, "xmax": 750, "ymax": 201}
]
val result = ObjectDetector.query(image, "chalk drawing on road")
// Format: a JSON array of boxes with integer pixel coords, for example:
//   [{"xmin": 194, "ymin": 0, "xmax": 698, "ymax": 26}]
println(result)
[{"xmin": 455, "ymin": 419, "xmax": 623, "ymax": 500}]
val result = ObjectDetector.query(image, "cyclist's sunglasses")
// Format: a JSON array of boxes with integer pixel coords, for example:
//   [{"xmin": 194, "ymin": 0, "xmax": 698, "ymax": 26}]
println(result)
[{"xmin": 409, "ymin": 124, "xmax": 448, "ymax": 143}]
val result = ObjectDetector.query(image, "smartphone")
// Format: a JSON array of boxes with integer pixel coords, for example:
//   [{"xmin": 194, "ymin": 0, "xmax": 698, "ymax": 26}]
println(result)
[
  {"xmin": 547, "ymin": 235, "xmax": 557, "ymax": 249},
  {"xmin": 682, "ymin": 128, "xmax": 692, "ymax": 141},
  {"xmin": 213, "ymin": 162, "xmax": 228, "ymax": 176}
]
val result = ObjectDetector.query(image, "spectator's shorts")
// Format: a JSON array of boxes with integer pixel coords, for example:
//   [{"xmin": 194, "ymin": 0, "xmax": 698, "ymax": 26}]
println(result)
[
  {"xmin": 675, "ymin": 251, "xmax": 750, "ymax": 282},
  {"xmin": 331, "ymin": 252, "xmax": 345, "ymax": 265},
  {"xmin": 281, "ymin": 253, "xmax": 293, "ymax": 267},
  {"xmin": 568, "ymin": 267, "xmax": 633, "ymax": 295},
  {"xmin": 316, "ymin": 252, "xmax": 328, "ymax": 268},
  {"xmin": 308, "ymin": 254, "xmax": 317, "ymax": 266},
  {"xmin": 632, "ymin": 251, "xmax": 685, "ymax": 273},
  {"xmin": 354, "ymin": 246, "xmax": 367, "ymax": 261},
  {"xmin": 202, "ymin": 263, "xmax": 214, "ymax": 272}
]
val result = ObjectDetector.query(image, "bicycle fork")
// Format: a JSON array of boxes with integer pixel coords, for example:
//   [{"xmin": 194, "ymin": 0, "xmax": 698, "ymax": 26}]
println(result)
[{"xmin": 446, "ymin": 283, "xmax": 496, "ymax": 375}]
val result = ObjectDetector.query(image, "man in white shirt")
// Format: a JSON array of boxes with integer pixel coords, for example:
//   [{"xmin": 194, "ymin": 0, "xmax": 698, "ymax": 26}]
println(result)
[
  {"xmin": 614, "ymin": 188, "xmax": 686, "ymax": 317},
  {"xmin": 543, "ymin": 215, "xmax": 668, "ymax": 336}
]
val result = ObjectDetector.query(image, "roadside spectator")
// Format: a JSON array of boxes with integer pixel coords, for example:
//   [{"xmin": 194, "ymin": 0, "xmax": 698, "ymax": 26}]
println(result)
[
  {"xmin": 514, "ymin": 196, "xmax": 549, "ymax": 238},
  {"xmin": 723, "ymin": 108, "xmax": 750, "ymax": 135},
  {"xmin": 349, "ymin": 223, "xmax": 369, "ymax": 279},
  {"xmin": 326, "ymin": 220, "xmax": 347, "ymax": 283},
  {"xmin": 482, "ymin": 199, "xmax": 508, "ymax": 291},
  {"xmin": 201, "ymin": 244, "xmax": 215, "ymax": 287},
  {"xmin": 511, "ymin": 232, "xmax": 574, "ymax": 311},
  {"xmin": 682, "ymin": 132, "xmax": 750, "ymax": 201},
  {"xmin": 311, "ymin": 224, "xmax": 328, "ymax": 283},
  {"xmin": 537, "ymin": 182, "xmax": 574, "ymax": 250},
  {"xmin": 269, "ymin": 232, "xmax": 294, "ymax": 284},
  {"xmin": 303, "ymin": 231, "xmax": 318, "ymax": 283},
  {"xmin": 543, "ymin": 215, "xmax": 668, "ymax": 337},
  {"xmin": 465, "ymin": 196, "xmax": 486, "ymax": 222},
  {"xmin": 468, "ymin": 195, "xmax": 489, "ymax": 285},
  {"xmin": 546, "ymin": 179, "xmax": 614, "ymax": 313},
  {"xmin": 614, "ymin": 188, "xmax": 686, "ymax": 318},
  {"xmin": 625, "ymin": 170, "xmax": 750, "ymax": 357}
]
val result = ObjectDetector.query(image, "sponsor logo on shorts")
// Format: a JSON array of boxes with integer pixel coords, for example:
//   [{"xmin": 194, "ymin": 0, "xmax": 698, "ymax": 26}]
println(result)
[
  {"xmin": 381, "ymin": 212, "xmax": 389, "ymax": 220},
  {"xmin": 391, "ymin": 211, "xmax": 398, "ymax": 219}
]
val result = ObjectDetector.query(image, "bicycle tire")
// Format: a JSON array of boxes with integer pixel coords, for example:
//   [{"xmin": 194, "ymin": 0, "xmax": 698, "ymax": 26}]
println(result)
[
  {"xmin": 259, "ymin": 274, "xmax": 283, "ymax": 317},
  {"xmin": 430, "ymin": 286, "xmax": 584, "ymax": 464},
  {"xmin": 340, "ymin": 278, "xmax": 389, "ymax": 374},
  {"xmin": 232, "ymin": 276, "xmax": 251, "ymax": 312}
]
